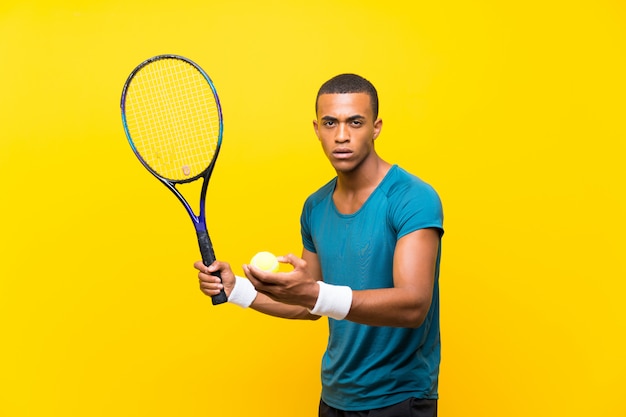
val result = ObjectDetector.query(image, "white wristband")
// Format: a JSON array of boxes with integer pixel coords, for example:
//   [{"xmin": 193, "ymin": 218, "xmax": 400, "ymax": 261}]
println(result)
[
  {"xmin": 228, "ymin": 276, "xmax": 257, "ymax": 308},
  {"xmin": 309, "ymin": 281, "xmax": 352, "ymax": 320}
]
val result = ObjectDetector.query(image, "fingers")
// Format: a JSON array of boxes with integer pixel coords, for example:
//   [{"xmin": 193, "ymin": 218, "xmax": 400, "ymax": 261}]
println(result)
[
  {"xmin": 198, "ymin": 266, "xmax": 222, "ymax": 294},
  {"xmin": 243, "ymin": 254, "xmax": 317, "ymax": 306},
  {"xmin": 193, "ymin": 260, "xmax": 215, "ymax": 276},
  {"xmin": 244, "ymin": 263, "xmax": 281, "ymax": 285},
  {"xmin": 244, "ymin": 254, "xmax": 299, "ymax": 286},
  {"xmin": 245, "ymin": 253, "xmax": 304, "ymax": 283},
  {"xmin": 199, "ymin": 277, "xmax": 224, "ymax": 295},
  {"xmin": 242, "ymin": 263, "xmax": 259, "ymax": 284},
  {"xmin": 195, "ymin": 260, "xmax": 231, "ymax": 275},
  {"xmin": 277, "ymin": 253, "xmax": 305, "ymax": 269},
  {"xmin": 196, "ymin": 260, "xmax": 229, "ymax": 297}
]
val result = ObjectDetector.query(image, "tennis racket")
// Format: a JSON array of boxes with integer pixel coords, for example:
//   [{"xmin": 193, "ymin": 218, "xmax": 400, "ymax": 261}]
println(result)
[{"xmin": 120, "ymin": 54, "xmax": 228, "ymax": 305}]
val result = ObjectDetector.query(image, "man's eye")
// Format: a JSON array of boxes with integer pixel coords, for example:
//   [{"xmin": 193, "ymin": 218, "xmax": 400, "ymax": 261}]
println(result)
[
  {"xmin": 351, "ymin": 120, "xmax": 363, "ymax": 127},
  {"xmin": 324, "ymin": 121, "xmax": 335, "ymax": 127}
]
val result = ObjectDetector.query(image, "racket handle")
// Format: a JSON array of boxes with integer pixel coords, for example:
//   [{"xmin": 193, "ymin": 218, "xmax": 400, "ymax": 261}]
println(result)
[{"xmin": 197, "ymin": 230, "xmax": 228, "ymax": 305}]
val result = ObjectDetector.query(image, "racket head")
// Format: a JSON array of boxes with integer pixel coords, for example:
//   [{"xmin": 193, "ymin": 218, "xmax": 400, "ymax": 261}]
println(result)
[{"xmin": 121, "ymin": 55, "xmax": 223, "ymax": 184}]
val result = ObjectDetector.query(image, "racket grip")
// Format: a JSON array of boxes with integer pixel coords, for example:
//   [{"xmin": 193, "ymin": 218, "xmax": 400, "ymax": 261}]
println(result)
[{"xmin": 197, "ymin": 230, "xmax": 228, "ymax": 305}]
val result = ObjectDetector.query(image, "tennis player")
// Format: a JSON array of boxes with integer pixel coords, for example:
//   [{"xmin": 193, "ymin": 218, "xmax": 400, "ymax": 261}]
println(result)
[{"xmin": 196, "ymin": 73, "xmax": 444, "ymax": 417}]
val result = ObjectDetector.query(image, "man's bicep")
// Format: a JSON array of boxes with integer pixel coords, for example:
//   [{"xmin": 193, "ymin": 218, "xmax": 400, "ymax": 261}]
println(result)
[{"xmin": 393, "ymin": 228, "xmax": 440, "ymax": 294}]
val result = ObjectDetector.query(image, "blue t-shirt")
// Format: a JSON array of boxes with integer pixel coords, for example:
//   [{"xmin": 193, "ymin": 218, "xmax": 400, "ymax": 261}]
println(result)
[{"xmin": 300, "ymin": 165, "xmax": 444, "ymax": 411}]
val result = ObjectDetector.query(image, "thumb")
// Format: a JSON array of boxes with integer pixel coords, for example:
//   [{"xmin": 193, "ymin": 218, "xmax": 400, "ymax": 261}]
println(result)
[{"xmin": 278, "ymin": 253, "xmax": 306, "ymax": 269}]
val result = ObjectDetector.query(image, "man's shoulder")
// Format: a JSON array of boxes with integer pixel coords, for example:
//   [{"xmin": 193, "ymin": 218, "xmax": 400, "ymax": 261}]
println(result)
[
  {"xmin": 304, "ymin": 177, "xmax": 336, "ymax": 208},
  {"xmin": 384, "ymin": 165, "xmax": 439, "ymax": 199}
]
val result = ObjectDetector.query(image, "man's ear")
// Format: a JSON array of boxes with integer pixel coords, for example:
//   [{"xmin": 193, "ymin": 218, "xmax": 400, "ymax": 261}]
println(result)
[
  {"xmin": 313, "ymin": 119, "xmax": 320, "ymax": 139},
  {"xmin": 373, "ymin": 118, "xmax": 383, "ymax": 140}
]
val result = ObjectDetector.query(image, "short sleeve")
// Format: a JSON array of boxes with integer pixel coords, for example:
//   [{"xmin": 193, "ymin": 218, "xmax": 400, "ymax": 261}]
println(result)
[{"xmin": 390, "ymin": 181, "xmax": 444, "ymax": 240}]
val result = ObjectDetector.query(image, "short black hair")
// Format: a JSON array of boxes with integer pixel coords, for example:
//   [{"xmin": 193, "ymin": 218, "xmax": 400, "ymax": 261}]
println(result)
[{"xmin": 316, "ymin": 73, "xmax": 379, "ymax": 119}]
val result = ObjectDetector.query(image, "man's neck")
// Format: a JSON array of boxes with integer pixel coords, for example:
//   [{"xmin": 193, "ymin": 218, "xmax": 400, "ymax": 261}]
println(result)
[{"xmin": 333, "ymin": 156, "xmax": 392, "ymax": 214}]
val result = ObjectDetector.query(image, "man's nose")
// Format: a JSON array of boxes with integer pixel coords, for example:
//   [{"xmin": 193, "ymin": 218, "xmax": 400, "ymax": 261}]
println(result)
[{"xmin": 335, "ymin": 123, "xmax": 350, "ymax": 142}]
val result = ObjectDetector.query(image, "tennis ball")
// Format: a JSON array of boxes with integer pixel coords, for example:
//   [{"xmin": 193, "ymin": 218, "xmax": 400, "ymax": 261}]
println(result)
[{"xmin": 250, "ymin": 251, "xmax": 279, "ymax": 272}]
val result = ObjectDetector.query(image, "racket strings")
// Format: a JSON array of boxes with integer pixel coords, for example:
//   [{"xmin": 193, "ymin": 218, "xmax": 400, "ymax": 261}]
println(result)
[{"xmin": 124, "ymin": 58, "xmax": 220, "ymax": 181}]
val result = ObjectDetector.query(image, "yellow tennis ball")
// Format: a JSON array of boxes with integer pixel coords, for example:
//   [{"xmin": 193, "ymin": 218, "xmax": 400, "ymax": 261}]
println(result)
[{"xmin": 250, "ymin": 251, "xmax": 279, "ymax": 272}]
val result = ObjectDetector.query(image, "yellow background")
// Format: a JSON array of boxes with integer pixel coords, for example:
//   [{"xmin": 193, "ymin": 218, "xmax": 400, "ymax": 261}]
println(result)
[{"xmin": 1, "ymin": 1, "xmax": 625, "ymax": 416}]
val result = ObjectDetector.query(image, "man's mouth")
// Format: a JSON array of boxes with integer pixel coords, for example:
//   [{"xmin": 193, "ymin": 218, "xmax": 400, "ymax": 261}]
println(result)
[{"xmin": 332, "ymin": 148, "xmax": 353, "ymax": 159}]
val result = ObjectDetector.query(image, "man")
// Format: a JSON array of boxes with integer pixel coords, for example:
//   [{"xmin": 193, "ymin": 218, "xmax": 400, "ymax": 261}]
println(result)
[{"xmin": 196, "ymin": 74, "xmax": 443, "ymax": 417}]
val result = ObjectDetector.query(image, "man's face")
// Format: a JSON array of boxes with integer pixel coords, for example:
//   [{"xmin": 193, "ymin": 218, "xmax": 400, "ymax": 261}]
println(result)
[{"xmin": 313, "ymin": 93, "xmax": 382, "ymax": 174}]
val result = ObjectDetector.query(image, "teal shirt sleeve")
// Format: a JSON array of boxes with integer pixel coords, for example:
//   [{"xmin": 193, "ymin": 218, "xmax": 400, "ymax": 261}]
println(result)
[{"xmin": 387, "ymin": 175, "xmax": 444, "ymax": 239}]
